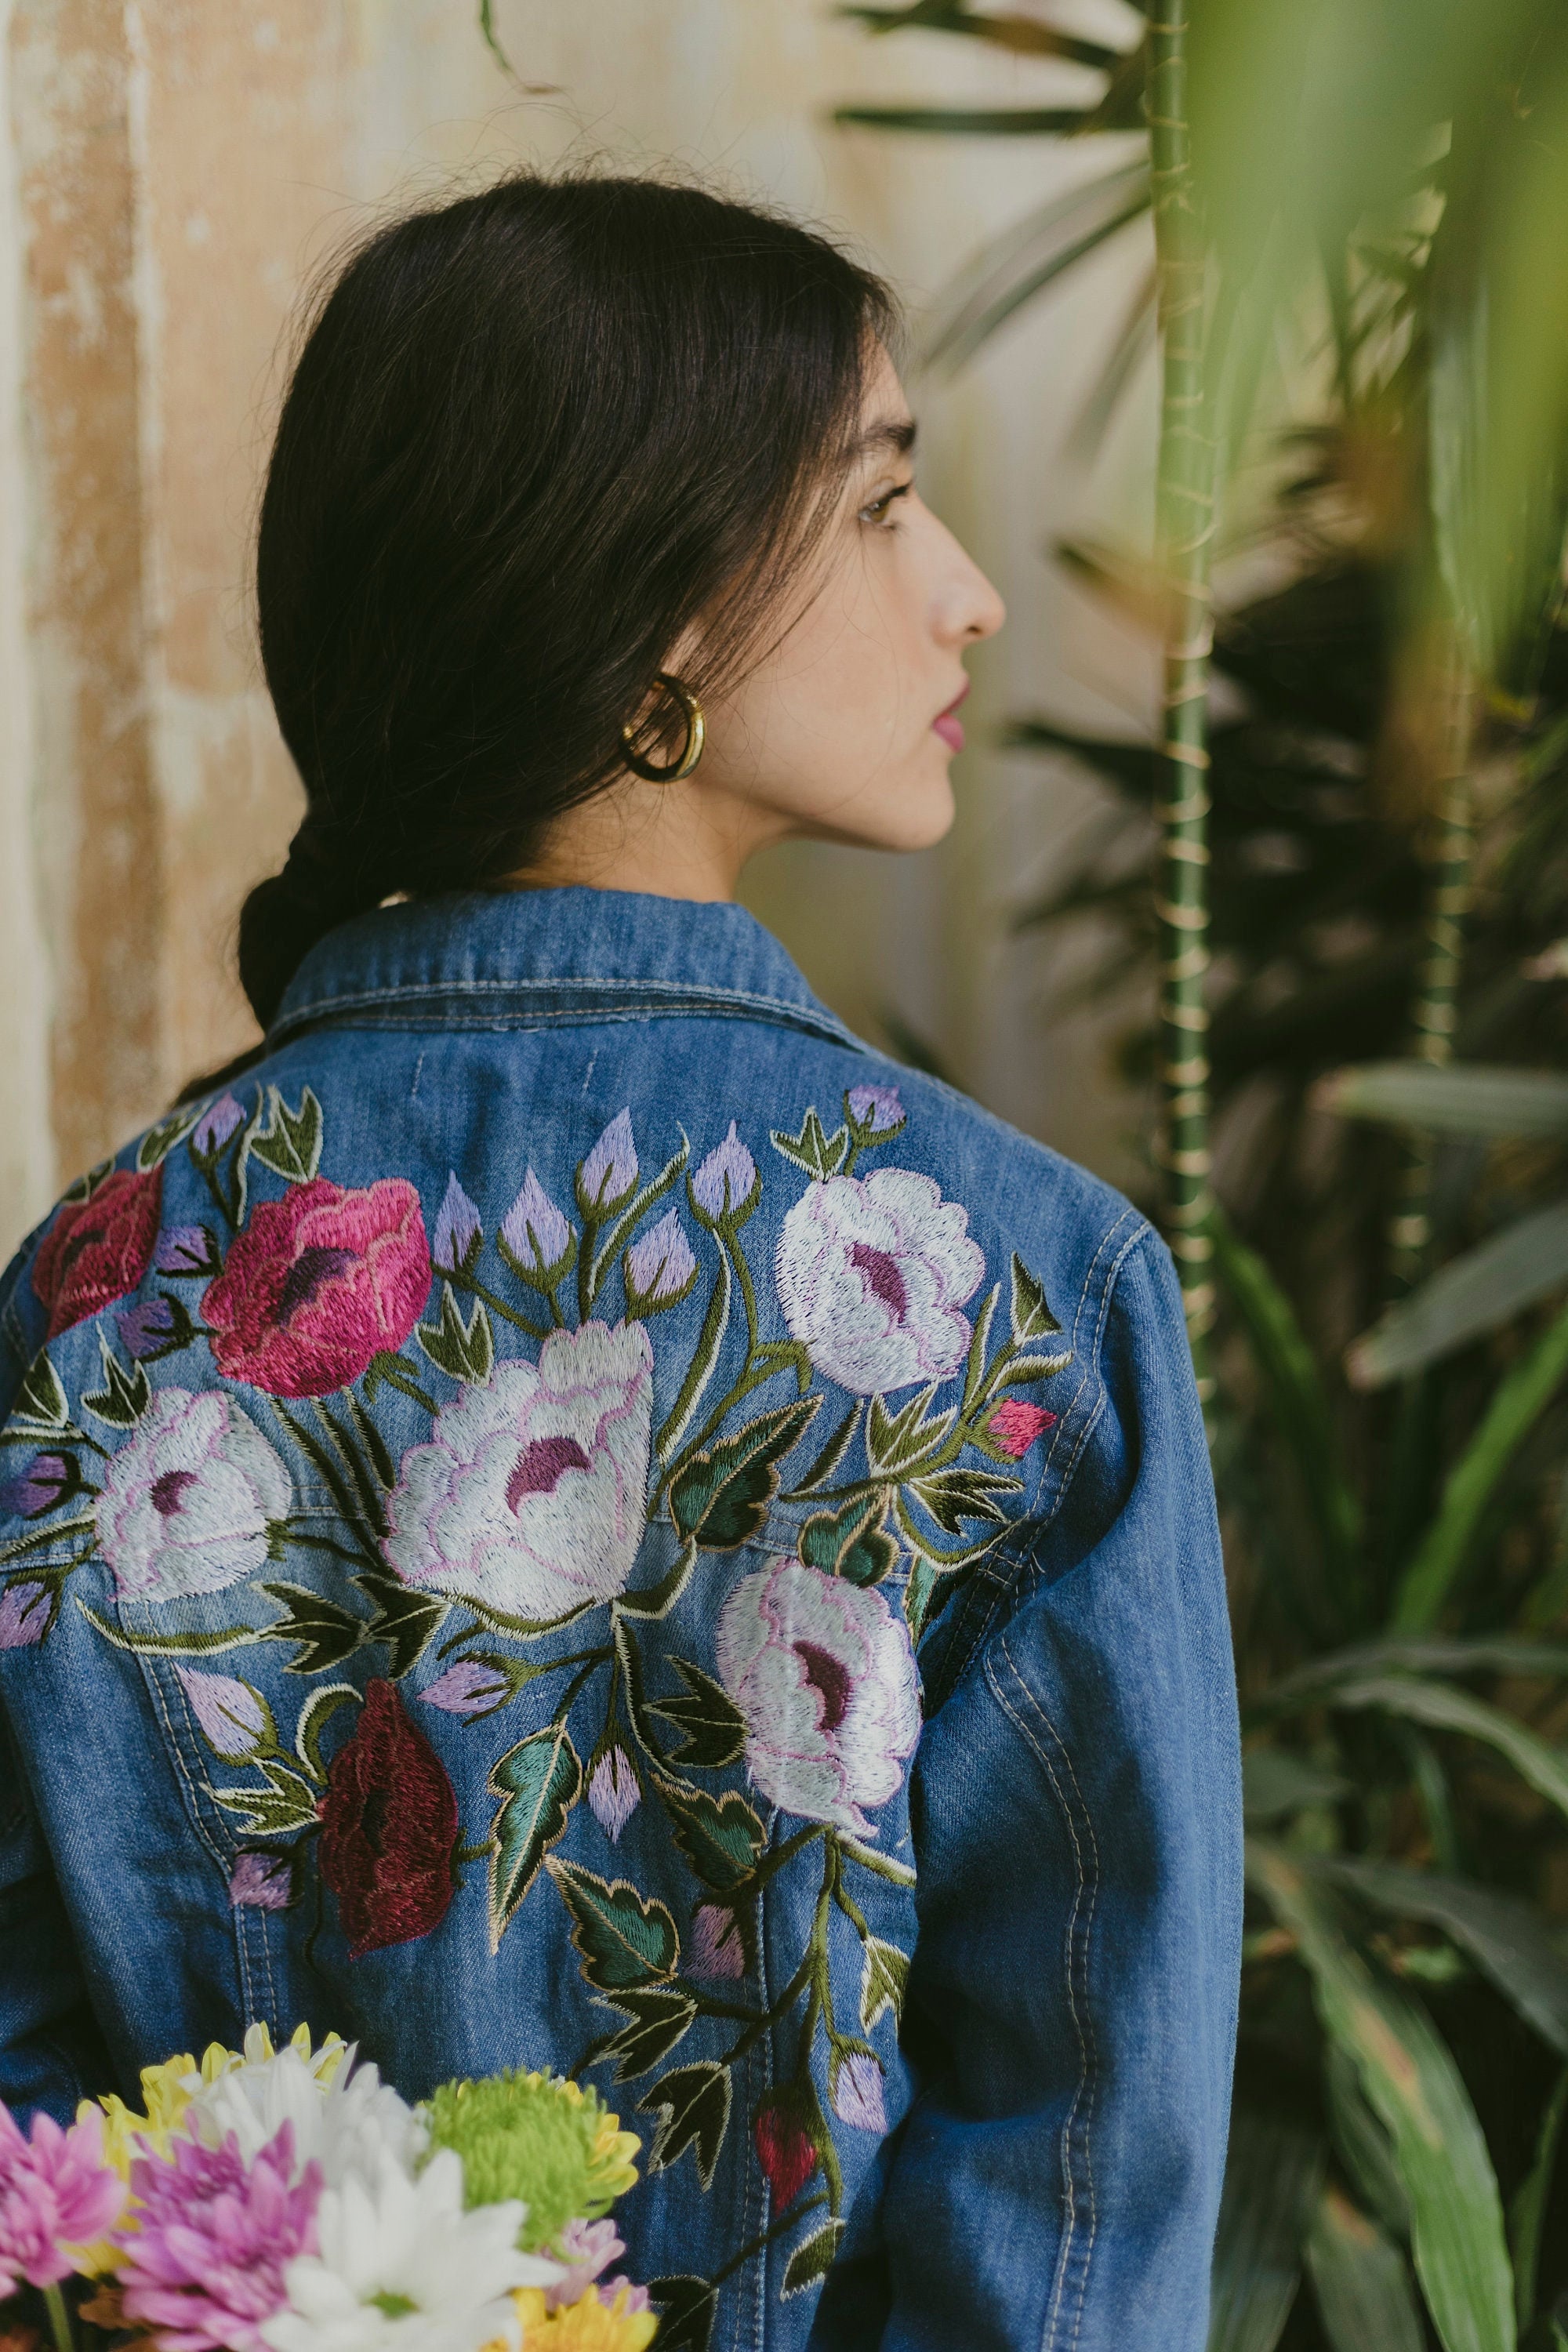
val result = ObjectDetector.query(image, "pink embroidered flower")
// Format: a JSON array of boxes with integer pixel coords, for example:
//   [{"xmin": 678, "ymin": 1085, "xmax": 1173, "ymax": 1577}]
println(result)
[
  {"xmin": 716, "ymin": 1558, "xmax": 919, "ymax": 1835},
  {"xmin": 383, "ymin": 1321, "xmax": 653, "ymax": 1621},
  {"xmin": 987, "ymin": 1399, "xmax": 1056, "ymax": 1460},
  {"xmin": 201, "ymin": 1176, "xmax": 430, "ymax": 1399},
  {"xmin": 775, "ymin": 1168, "xmax": 984, "ymax": 1395},
  {"xmin": 95, "ymin": 1388, "xmax": 292, "ymax": 1604},
  {"xmin": 689, "ymin": 1903, "xmax": 745, "ymax": 1980},
  {"xmin": 753, "ymin": 2102, "xmax": 817, "ymax": 2209},
  {"xmin": 588, "ymin": 1748, "xmax": 640, "ymax": 1842},
  {"xmin": 0, "ymin": 2103, "xmax": 125, "ymax": 2291},
  {"xmin": 318, "ymin": 1679, "xmax": 459, "ymax": 1958},
  {"xmin": 0, "ymin": 1582, "xmax": 49, "ymax": 1650},
  {"xmin": 114, "ymin": 2122, "xmax": 320, "ymax": 2352},
  {"xmin": 31, "ymin": 1165, "xmax": 163, "ymax": 1341},
  {"xmin": 832, "ymin": 2054, "xmax": 887, "ymax": 2134}
]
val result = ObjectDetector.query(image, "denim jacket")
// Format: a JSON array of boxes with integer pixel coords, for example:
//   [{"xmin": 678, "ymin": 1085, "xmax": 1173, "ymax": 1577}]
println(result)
[{"xmin": 0, "ymin": 885, "xmax": 1240, "ymax": 2352}]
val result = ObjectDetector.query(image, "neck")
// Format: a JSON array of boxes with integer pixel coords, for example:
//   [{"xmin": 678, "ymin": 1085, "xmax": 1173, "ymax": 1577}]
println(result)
[{"xmin": 506, "ymin": 773, "xmax": 788, "ymax": 902}]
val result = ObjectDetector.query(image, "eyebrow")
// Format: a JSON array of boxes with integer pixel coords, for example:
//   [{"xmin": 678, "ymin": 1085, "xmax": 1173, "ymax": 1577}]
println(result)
[{"xmin": 851, "ymin": 416, "xmax": 918, "ymax": 462}]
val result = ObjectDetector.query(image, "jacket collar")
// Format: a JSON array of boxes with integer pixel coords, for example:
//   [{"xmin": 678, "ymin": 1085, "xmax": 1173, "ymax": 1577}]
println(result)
[{"xmin": 269, "ymin": 884, "xmax": 862, "ymax": 1053}]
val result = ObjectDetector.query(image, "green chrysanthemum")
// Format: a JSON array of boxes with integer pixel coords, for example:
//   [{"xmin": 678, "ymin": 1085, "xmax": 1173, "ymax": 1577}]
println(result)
[{"xmin": 421, "ymin": 2068, "xmax": 641, "ymax": 2253}]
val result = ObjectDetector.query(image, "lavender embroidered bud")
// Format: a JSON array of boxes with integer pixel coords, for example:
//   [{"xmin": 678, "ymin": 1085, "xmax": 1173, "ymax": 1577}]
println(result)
[
  {"xmin": 689, "ymin": 1903, "xmax": 745, "ymax": 1980},
  {"xmin": 175, "ymin": 1667, "xmax": 271, "ymax": 1761},
  {"xmin": 832, "ymin": 2053, "xmax": 887, "ymax": 2133},
  {"xmin": 0, "ymin": 1452, "xmax": 74, "ymax": 1519},
  {"xmin": 499, "ymin": 1169, "xmax": 573, "ymax": 1280},
  {"xmin": 228, "ymin": 1851, "xmax": 295, "ymax": 1911},
  {"xmin": 419, "ymin": 1658, "xmax": 516, "ymax": 1718},
  {"xmin": 0, "ymin": 1582, "xmax": 49, "ymax": 1650},
  {"xmin": 431, "ymin": 1174, "xmax": 483, "ymax": 1275},
  {"xmin": 690, "ymin": 1123, "xmax": 759, "ymax": 1225},
  {"xmin": 622, "ymin": 1210, "xmax": 697, "ymax": 1314},
  {"xmin": 116, "ymin": 1296, "xmax": 180, "ymax": 1360},
  {"xmin": 587, "ymin": 1748, "xmax": 641, "ymax": 1842},
  {"xmin": 847, "ymin": 1083, "xmax": 904, "ymax": 1136},
  {"xmin": 191, "ymin": 1093, "xmax": 245, "ymax": 1156},
  {"xmin": 577, "ymin": 1109, "xmax": 638, "ymax": 1215}
]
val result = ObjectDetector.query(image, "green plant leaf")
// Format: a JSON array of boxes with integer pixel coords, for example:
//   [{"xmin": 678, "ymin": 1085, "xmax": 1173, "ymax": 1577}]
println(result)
[
  {"xmin": 1320, "ymin": 1062, "xmax": 1568, "ymax": 1139},
  {"xmin": 1243, "ymin": 1748, "xmax": 1349, "ymax": 1824},
  {"xmin": 82, "ymin": 1335, "xmax": 150, "ymax": 1428},
  {"xmin": 489, "ymin": 1723, "xmax": 582, "ymax": 1945},
  {"xmin": 1320, "ymin": 1674, "xmax": 1568, "ymax": 1831},
  {"xmin": 769, "ymin": 1106, "xmax": 849, "ymax": 1180},
  {"xmin": 582, "ymin": 1987, "xmax": 698, "ymax": 2084},
  {"xmin": 1323, "ymin": 1858, "xmax": 1568, "ymax": 2058},
  {"xmin": 1212, "ymin": 1210, "xmax": 1363, "ymax": 1615},
  {"xmin": 648, "ymin": 1657, "xmax": 746, "ymax": 1770},
  {"xmin": 1324, "ymin": 2042, "xmax": 1408, "ymax": 2241},
  {"xmin": 1389, "ymin": 1293, "xmax": 1568, "ymax": 1628},
  {"xmin": 659, "ymin": 1781, "xmax": 765, "ymax": 1895},
  {"xmin": 831, "ymin": 103, "xmax": 1098, "ymax": 133},
  {"xmin": 354, "ymin": 1563, "xmax": 445, "ymax": 1679},
  {"xmin": 906, "ymin": 1465, "xmax": 1020, "ymax": 1534},
  {"xmin": 248, "ymin": 1084, "xmax": 323, "ymax": 1184},
  {"xmin": 839, "ymin": 3, "xmax": 1123, "ymax": 70},
  {"xmin": 637, "ymin": 2060, "xmax": 731, "ymax": 2187},
  {"xmin": 546, "ymin": 1858, "xmax": 679, "ymax": 1991},
  {"xmin": 1305, "ymin": 2183, "xmax": 1424, "ymax": 2352},
  {"xmin": 799, "ymin": 1491, "xmax": 898, "ymax": 1585},
  {"xmin": 1206, "ymin": 2105, "xmax": 1323, "ymax": 2352},
  {"xmin": 1261, "ymin": 1636, "xmax": 1568, "ymax": 1715},
  {"xmin": 1009, "ymin": 1250, "xmax": 1067, "ymax": 1350},
  {"xmin": 782, "ymin": 2217, "xmax": 844, "ymax": 2299},
  {"xmin": 11, "ymin": 1352, "xmax": 71, "ymax": 1433},
  {"xmin": 416, "ymin": 1283, "xmax": 495, "ymax": 1385},
  {"xmin": 260, "ymin": 1582, "xmax": 365, "ymax": 1675},
  {"xmin": 1247, "ymin": 1840, "xmax": 1516, "ymax": 2352},
  {"xmin": 670, "ymin": 1398, "xmax": 819, "ymax": 1548},
  {"xmin": 644, "ymin": 2277, "xmax": 716, "ymax": 2352},
  {"xmin": 1509, "ymin": 2064, "xmax": 1567, "ymax": 2329},
  {"xmin": 1348, "ymin": 1204, "xmax": 1568, "ymax": 1386},
  {"xmin": 866, "ymin": 1382, "xmax": 951, "ymax": 1474},
  {"xmin": 860, "ymin": 1936, "xmax": 909, "ymax": 2032}
]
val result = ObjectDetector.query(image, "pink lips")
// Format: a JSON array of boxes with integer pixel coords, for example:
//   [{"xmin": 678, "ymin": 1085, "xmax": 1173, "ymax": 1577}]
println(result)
[{"xmin": 932, "ymin": 681, "xmax": 970, "ymax": 753}]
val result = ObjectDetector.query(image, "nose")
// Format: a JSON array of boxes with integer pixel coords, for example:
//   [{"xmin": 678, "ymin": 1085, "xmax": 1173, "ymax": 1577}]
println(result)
[{"xmin": 930, "ymin": 517, "xmax": 1006, "ymax": 647}]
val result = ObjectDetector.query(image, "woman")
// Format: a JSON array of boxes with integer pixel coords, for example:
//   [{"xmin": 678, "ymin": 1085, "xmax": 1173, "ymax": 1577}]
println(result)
[{"xmin": 0, "ymin": 173, "xmax": 1240, "ymax": 2351}]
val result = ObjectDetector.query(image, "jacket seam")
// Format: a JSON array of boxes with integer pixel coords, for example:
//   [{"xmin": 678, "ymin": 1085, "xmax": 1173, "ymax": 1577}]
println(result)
[
  {"xmin": 985, "ymin": 1628, "xmax": 1101, "ymax": 2352},
  {"xmin": 143, "ymin": 1659, "xmax": 256, "ymax": 2024},
  {"xmin": 269, "ymin": 978, "xmax": 865, "ymax": 1054}
]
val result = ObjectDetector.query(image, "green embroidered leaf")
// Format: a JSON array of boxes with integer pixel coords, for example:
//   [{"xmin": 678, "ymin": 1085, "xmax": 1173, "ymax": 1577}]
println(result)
[
  {"xmin": 546, "ymin": 1858, "xmax": 680, "ymax": 1991},
  {"xmin": 782, "ymin": 2219, "xmax": 844, "ymax": 2299},
  {"xmin": 248, "ymin": 1085, "xmax": 323, "ymax": 1184},
  {"xmin": 770, "ymin": 1108, "xmax": 850, "ymax": 1181},
  {"xmin": 207, "ymin": 1759, "xmax": 320, "ymax": 1837},
  {"xmin": 799, "ymin": 1492, "xmax": 898, "ymax": 1587},
  {"xmin": 906, "ymin": 1465, "xmax": 1021, "ymax": 1536},
  {"xmin": 866, "ymin": 1384, "xmax": 951, "ymax": 1475},
  {"xmin": 790, "ymin": 1399, "xmax": 862, "ymax": 1495},
  {"xmin": 490, "ymin": 1723, "xmax": 583, "ymax": 1946},
  {"xmin": 1004, "ymin": 1348, "xmax": 1073, "ymax": 1381},
  {"xmin": 136, "ymin": 1106, "xmax": 199, "ymax": 1171},
  {"xmin": 1010, "ymin": 1252, "xmax": 1065, "ymax": 1350},
  {"xmin": 860, "ymin": 1936, "xmax": 910, "ymax": 2031},
  {"xmin": 644, "ymin": 2278, "xmax": 717, "ymax": 2352},
  {"xmin": 11, "ymin": 1352, "xmax": 71, "ymax": 1433},
  {"xmin": 648, "ymin": 1657, "xmax": 746, "ymax": 1769},
  {"xmin": 637, "ymin": 2060, "xmax": 731, "ymax": 2187},
  {"xmin": 81, "ymin": 1335, "xmax": 151, "ymax": 1428},
  {"xmin": 0, "ymin": 1517, "xmax": 94, "ymax": 1568},
  {"xmin": 63, "ymin": 1157, "xmax": 114, "ymax": 1204},
  {"xmin": 354, "ymin": 1563, "xmax": 445, "ymax": 1679},
  {"xmin": 343, "ymin": 1393, "xmax": 396, "ymax": 1494},
  {"xmin": 670, "ymin": 1398, "xmax": 820, "ymax": 1548},
  {"xmin": 619, "ymin": 1540, "xmax": 698, "ymax": 1622},
  {"xmin": 295, "ymin": 1682, "xmax": 360, "ymax": 1779},
  {"xmin": 582, "ymin": 1987, "xmax": 699, "ymax": 2083},
  {"xmin": 417, "ymin": 1283, "xmax": 495, "ymax": 1386},
  {"xmin": 660, "ymin": 1780, "xmax": 765, "ymax": 1893},
  {"xmin": 260, "ymin": 1581, "xmax": 366, "ymax": 1675}
]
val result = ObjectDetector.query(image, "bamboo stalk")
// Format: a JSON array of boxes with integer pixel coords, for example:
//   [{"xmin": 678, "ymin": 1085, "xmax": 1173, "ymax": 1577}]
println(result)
[{"xmin": 1147, "ymin": 1, "xmax": 1219, "ymax": 1371}]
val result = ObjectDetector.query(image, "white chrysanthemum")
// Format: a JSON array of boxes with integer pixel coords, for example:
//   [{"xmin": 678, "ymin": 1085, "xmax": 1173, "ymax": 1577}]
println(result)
[
  {"xmin": 262, "ymin": 2148, "xmax": 558, "ymax": 2352},
  {"xmin": 184, "ymin": 2043, "xmax": 428, "ymax": 2190}
]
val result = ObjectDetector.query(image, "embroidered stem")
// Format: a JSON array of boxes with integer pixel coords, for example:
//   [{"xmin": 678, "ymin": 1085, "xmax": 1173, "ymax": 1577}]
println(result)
[
  {"xmin": 448, "ymin": 1265, "xmax": 549, "ymax": 1341},
  {"xmin": 656, "ymin": 1243, "xmax": 731, "ymax": 1459},
  {"xmin": 366, "ymin": 1355, "xmax": 441, "ymax": 1417},
  {"xmin": 707, "ymin": 2190, "xmax": 831, "ymax": 2288}
]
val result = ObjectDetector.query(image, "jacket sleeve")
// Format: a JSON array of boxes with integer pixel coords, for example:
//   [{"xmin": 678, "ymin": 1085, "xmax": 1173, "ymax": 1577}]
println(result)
[
  {"xmin": 875, "ymin": 1225, "xmax": 1242, "ymax": 2352},
  {"xmin": 0, "ymin": 1239, "xmax": 118, "ymax": 2122}
]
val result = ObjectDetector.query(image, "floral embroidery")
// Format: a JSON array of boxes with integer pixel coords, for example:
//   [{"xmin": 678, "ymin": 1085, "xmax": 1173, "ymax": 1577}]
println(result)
[
  {"xmin": 2, "ymin": 1069, "xmax": 1079, "ymax": 2328},
  {"xmin": 202, "ymin": 1176, "xmax": 430, "ymax": 1399},
  {"xmin": 32, "ymin": 1166, "xmax": 163, "ymax": 1341},
  {"xmin": 775, "ymin": 1169, "xmax": 985, "ymax": 1396},
  {"xmin": 382, "ymin": 1324, "xmax": 654, "ymax": 1621},
  {"xmin": 714, "ymin": 1560, "xmax": 918, "ymax": 1836},
  {"xmin": 318, "ymin": 1679, "xmax": 459, "ymax": 1958},
  {"xmin": 96, "ymin": 1389, "xmax": 291, "ymax": 1603}
]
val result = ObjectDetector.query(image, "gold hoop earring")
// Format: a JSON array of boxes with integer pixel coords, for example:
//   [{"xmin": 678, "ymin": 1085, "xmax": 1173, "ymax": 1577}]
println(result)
[{"xmin": 621, "ymin": 671, "xmax": 705, "ymax": 783}]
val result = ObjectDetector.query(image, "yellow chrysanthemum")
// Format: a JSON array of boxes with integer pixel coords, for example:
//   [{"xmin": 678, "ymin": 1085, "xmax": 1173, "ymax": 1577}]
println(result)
[{"xmin": 510, "ymin": 2285, "xmax": 659, "ymax": 2351}]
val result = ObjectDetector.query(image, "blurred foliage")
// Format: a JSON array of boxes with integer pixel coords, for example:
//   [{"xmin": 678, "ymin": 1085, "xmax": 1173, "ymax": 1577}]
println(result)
[{"xmin": 843, "ymin": 2, "xmax": 1568, "ymax": 2345}]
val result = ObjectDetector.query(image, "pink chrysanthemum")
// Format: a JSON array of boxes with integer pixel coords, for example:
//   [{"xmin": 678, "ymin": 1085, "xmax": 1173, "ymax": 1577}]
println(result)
[
  {"xmin": 0, "ymin": 2102, "xmax": 125, "ymax": 2292},
  {"xmin": 114, "ymin": 2122, "xmax": 321, "ymax": 2352}
]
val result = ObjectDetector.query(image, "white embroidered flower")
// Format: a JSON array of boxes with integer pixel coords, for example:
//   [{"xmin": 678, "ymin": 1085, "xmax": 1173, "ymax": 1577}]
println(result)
[
  {"xmin": 96, "ymin": 1388, "xmax": 291, "ymax": 1602},
  {"xmin": 262, "ymin": 2147, "xmax": 556, "ymax": 2352},
  {"xmin": 184, "ymin": 2042, "xmax": 428, "ymax": 2191},
  {"xmin": 775, "ymin": 1168, "xmax": 985, "ymax": 1396},
  {"xmin": 382, "ymin": 1321, "xmax": 653, "ymax": 1621},
  {"xmin": 716, "ymin": 1558, "xmax": 920, "ymax": 1835}
]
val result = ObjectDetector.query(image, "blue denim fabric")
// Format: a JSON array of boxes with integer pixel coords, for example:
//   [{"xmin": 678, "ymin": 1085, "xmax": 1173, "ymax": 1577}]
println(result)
[{"xmin": 0, "ymin": 886, "xmax": 1240, "ymax": 2352}]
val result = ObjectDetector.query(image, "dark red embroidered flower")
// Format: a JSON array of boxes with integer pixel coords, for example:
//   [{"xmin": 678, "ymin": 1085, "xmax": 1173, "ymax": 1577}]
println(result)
[
  {"xmin": 31, "ymin": 1166, "xmax": 163, "ymax": 1341},
  {"xmin": 201, "ymin": 1176, "xmax": 430, "ymax": 1398},
  {"xmin": 318, "ymin": 1679, "xmax": 459, "ymax": 1959},
  {"xmin": 753, "ymin": 2100, "xmax": 818, "ymax": 2209}
]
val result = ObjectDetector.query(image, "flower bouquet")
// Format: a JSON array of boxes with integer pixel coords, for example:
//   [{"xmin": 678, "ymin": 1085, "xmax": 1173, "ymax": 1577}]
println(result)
[{"xmin": 0, "ymin": 2026, "xmax": 659, "ymax": 2352}]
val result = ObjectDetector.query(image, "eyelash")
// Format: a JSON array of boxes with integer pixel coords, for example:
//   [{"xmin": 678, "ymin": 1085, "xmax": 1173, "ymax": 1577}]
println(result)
[{"xmin": 859, "ymin": 481, "xmax": 913, "ymax": 530}]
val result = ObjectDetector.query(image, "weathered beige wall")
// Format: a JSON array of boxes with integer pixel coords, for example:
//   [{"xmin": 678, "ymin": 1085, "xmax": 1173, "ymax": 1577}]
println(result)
[{"xmin": 0, "ymin": 0, "xmax": 1152, "ymax": 1258}]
